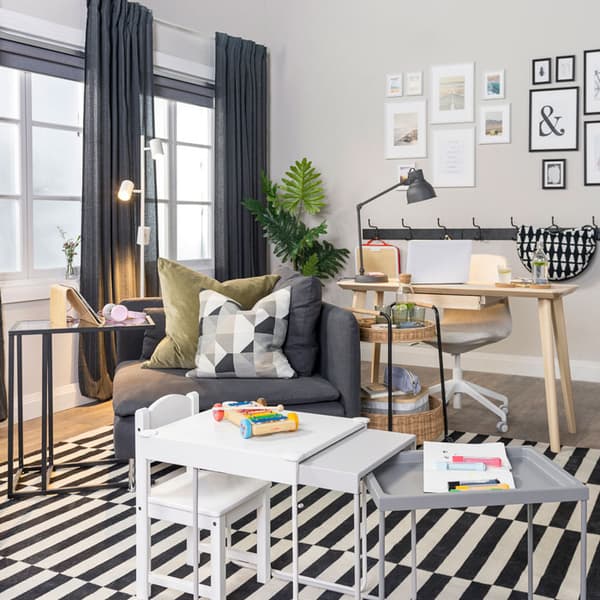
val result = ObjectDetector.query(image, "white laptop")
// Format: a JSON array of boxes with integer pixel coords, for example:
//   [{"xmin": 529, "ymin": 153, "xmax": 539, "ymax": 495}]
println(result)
[{"xmin": 405, "ymin": 240, "xmax": 472, "ymax": 284}]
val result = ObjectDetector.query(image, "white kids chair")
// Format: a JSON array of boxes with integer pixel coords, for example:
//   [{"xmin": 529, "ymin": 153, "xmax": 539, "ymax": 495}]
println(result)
[{"xmin": 135, "ymin": 392, "xmax": 271, "ymax": 600}]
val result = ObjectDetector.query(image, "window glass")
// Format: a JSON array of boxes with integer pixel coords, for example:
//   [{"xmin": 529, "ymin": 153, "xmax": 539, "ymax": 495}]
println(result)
[
  {"xmin": 154, "ymin": 96, "xmax": 168, "ymax": 139},
  {"xmin": 32, "ymin": 200, "xmax": 81, "ymax": 269},
  {"xmin": 32, "ymin": 127, "xmax": 82, "ymax": 196},
  {"xmin": 0, "ymin": 66, "xmax": 20, "ymax": 119},
  {"xmin": 31, "ymin": 73, "xmax": 83, "ymax": 127},
  {"xmin": 176, "ymin": 145, "xmax": 210, "ymax": 202},
  {"xmin": 177, "ymin": 102, "xmax": 210, "ymax": 145},
  {"xmin": 0, "ymin": 122, "xmax": 20, "ymax": 195},
  {"xmin": 177, "ymin": 204, "xmax": 210, "ymax": 260},
  {"xmin": 0, "ymin": 200, "xmax": 21, "ymax": 272}
]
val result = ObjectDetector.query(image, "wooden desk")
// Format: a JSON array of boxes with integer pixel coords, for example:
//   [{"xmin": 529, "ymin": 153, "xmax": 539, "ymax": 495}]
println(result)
[{"xmin": 338, "ymin": 279, "xmax": 578, "ymax": 453}]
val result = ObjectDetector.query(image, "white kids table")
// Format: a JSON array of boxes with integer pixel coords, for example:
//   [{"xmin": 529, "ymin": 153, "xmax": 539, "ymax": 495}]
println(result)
[{"xmin": 135, "ymin": 409, "xmax": 415, "ymax": 599}]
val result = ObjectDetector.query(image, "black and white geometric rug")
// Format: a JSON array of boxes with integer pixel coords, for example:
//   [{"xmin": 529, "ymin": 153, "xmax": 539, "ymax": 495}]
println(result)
[{"xmin": 1, "ymin": 427, "xmax": 598, "ymax": 599}]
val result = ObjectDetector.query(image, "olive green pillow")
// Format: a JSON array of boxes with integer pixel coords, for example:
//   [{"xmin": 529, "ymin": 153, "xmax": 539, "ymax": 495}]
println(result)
[{"xmin": 143, "ymin": 258, "xmax": 280, "ymax": 369}]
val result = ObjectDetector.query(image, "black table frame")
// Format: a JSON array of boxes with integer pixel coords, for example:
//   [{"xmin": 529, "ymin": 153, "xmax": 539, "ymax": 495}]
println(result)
[{"xmin": 6, "ymin": 318, "xmax": 154, "ymax": 499}]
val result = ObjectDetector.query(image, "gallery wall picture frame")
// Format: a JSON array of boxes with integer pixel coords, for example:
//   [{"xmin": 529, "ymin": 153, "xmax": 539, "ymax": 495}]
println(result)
[
  {"xmin": 584, "ymin": 121, "xmax": 600, "ymax": 185},
  {"xmin": 479, "ymin": 104, "xmax": 511, "ymax": 144},
  {"xmin": 405, "ymin": 71, "xmax": 423, "ymax": 96},
  {"xmin": 556, "ymin": 55, "xmax": 575, "ymax": 83},
  {"xmin": 384, "ymin": 101, "xmax": 427, "ymax": 159},
  {"xmin": 542, "ymin": 159, "xmax": 566, "ymax": 189},
  {"xmin": 430, "ymin": 63, "xmax": 474, "ymax": 123},
  {"xmin": 397, "ymin": 162, "xmax": 416, "ymax": 190},
  {"xmin": 431, "ymin": 126, "xmax": 475, "ymax": 188},
  {"xmin": 483, "ymin": 70, "xmax": 505, "ymax": 100},
  {"xmin": 583, "ymin": 49, "xmax": 600, "ymax": 115},
  {"xmin": 386, "ymin": 74, "xmax": 403, "ymax": 97},
  {"xmin": 532, "ymin": 58, "xmax": 552, "ymax": 85},
  {"xmin": 529, "ymin": 87, "xmax": 579, "ymax": 152}
]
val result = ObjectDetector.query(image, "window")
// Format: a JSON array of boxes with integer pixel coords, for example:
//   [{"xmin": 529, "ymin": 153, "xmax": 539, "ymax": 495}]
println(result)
[
  {"xmin": 154, "ymin": 96, "xmax": 214, "ymax": 270},
  {"xmin": 0, "ymin": 65, "xmax": 83, "ymax": 280}
]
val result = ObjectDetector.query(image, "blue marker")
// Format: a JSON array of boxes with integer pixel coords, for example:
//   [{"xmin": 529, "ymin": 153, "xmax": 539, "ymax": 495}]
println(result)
[{"xmin": 435, "ymin": 461, "xmax": 486, "ymax": 472}]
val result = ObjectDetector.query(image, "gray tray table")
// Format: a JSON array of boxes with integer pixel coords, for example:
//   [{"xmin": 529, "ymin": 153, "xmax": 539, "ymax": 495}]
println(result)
[{"xmin": 366, "ymin": 447, "xmax": 589, "ymax": 600}]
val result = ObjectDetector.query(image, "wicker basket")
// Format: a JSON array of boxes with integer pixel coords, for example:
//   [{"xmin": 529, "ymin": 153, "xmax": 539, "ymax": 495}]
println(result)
[
  {"xmin": 359, "ymin": 320, "xmax": 436, "ymax": 343},
  {"xmin": 361, "ymin": 395, "xmax": 444, "ymax": 446}
]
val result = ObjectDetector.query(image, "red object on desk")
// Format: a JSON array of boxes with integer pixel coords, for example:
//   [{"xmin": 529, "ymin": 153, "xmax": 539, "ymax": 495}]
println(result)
[{"xmin": 452, "ymin": 455, "xmax": 502, "ymax": 468}]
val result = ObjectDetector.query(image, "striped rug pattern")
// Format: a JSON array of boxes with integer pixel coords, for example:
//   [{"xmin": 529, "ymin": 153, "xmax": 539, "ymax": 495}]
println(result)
[{"xmin": 0, "ymin": 427, "xmax": 598, "ymax": 599}]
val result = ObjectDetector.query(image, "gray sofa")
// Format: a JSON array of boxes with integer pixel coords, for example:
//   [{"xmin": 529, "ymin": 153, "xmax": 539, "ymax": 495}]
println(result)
[{"xmin": 112, "ymin": 298, "xmax": 361, "ymax": 460}]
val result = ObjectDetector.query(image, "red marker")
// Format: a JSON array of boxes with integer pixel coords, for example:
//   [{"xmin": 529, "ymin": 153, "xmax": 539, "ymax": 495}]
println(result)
[{"xmin": 452, "ymin": 455, "xmax": 502, "ymax": 468}]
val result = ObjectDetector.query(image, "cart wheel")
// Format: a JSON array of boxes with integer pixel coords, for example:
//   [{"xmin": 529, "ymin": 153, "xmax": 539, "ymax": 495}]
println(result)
[
  {"xmin": 241, "ymin": 418, "xmax": 253, "ymax": 438},
  {"xmin": 496, "ymin": 421, "xmax": 508, "ymax": 433},
  {"xmin": 213, "ymin": 403, "xmax": 224, "ymax": 422},
  {"xmin": 287, "ymin": 412, "xmax": 299, "ymax": 431}
]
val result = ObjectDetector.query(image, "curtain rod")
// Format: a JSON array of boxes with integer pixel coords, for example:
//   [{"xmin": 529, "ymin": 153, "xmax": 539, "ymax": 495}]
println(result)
[{"xmin": 153, "ymin": 17, "xmax": 213, "ymax": 39}]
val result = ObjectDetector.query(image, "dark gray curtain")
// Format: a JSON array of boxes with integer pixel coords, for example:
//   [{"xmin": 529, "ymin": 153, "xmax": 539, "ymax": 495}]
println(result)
[
  {"xmin": 214, "ymin": 32, "xmax": 268, "ymax": 281},
  {"xmin": 79, "ymin": 0, "xmax": 158, "ymax": 400},
  {"xmin": 0, "ymin": 293, "xmax": 6, "ymax": 422}
]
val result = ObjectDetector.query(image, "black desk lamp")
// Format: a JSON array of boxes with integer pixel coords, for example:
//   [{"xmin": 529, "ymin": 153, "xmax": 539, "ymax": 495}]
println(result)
[{"xmin": 355, "ymin": 168, "xmax": 436, "ymax": 282}]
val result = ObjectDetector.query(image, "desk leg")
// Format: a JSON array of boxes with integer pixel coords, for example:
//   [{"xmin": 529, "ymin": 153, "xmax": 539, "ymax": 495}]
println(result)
[
  {"xmin": 16, "ymin": 336, "xmax": 23, "ymax": 472},
  {"xmin": 551, "ymin": 297, "xmax": 576, "ymax": 434},
  {"xmin": 378, "ymin": 510, "xmax": 385, "ymax": 600},
  {"xmin": 7, "ymin": 334, "xmax": 14, "ymax": 498},
  {"xmin": 40, "ymin": 334, "xmax": 49, "ymax": 493},
  {"xmin": 136, "ymin": 456, "xmax": 150, "ymax": 600},
  {"xmin": 538, "ymin": 299, "xmax": 561, "ymax": 453},
  {"xmin": 581, "ymin": 499, "xmax": 587, "ymax": 600},
  {"xmin": 46, "ymin": 334, "xmax": 54, "ymax": 469},
  {"xmin": 527, "ymin": 503, "xmax": 533, "ymax": 600},
  {"xmin": 292, "ymin": 484, "xmax": 299, "ymax": 600},
  {"xmin": 411, "ymin": 510, "xmax": 417, "ymax": 600}
]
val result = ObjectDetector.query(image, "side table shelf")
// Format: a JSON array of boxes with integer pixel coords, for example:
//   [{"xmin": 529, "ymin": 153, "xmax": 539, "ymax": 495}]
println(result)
[{"xmin": 359, "ymin": 320, "xmax": 436, "ymax": 344}]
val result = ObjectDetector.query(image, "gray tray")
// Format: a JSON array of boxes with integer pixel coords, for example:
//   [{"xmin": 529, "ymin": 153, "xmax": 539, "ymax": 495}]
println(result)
[{"xmin": 367, "ymin": 446, "xmax": 588, "ymax": 511}]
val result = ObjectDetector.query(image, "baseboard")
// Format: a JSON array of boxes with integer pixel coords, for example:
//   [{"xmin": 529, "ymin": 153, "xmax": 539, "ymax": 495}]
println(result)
[
  {"xmin": 362, "ymin": 344, "xmax": 600, "ymax": 383},
  {"xmin": 19, "ymin": 384, "xmax": 93, "ymax": 422}
]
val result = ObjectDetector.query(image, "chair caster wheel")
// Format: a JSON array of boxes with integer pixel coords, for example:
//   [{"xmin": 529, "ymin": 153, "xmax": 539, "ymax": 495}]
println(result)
[
  {"xmin": 501, "ymin": 405, "xmax": 509, "ymax": 414},
  {"xmin": 496, "ymin": 421, "xmax": 508, "ymax": 433}
]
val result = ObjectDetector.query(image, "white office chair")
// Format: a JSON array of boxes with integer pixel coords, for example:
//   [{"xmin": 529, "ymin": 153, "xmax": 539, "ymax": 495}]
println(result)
[
  {"xmin": 135, "ymin": 392, "xmax": 271, "ymax": 600},
  {"xmin": 428, "ymin": 255, "xmax": 512, "ymax": 432}
]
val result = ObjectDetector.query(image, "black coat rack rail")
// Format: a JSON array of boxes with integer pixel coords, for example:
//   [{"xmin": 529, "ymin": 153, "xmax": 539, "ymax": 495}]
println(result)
[{"xmin": 363, "ymin": 217, "xmax": 600, "ymax": 242}]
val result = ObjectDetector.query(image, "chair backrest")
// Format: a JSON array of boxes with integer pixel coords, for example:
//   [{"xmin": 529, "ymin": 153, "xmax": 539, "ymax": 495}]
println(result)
[
  {"xmin": 468, "ymin": 254, "xmax": 507, "ymax": 284},
  {"xmin": 135, "ymin": 391, "xmax": 200, "ymax": 433}
]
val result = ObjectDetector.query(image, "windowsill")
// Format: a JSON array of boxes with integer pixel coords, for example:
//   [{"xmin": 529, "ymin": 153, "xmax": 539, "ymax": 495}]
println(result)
[{"xmin": 1, "ymin": 278, "xmax": 79, "ymax": 304}]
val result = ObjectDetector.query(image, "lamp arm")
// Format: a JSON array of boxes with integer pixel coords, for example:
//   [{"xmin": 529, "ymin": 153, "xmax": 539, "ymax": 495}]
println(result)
[{"xmin": 356, "ymin": 182, "xmax": 403, "ymax": 210}]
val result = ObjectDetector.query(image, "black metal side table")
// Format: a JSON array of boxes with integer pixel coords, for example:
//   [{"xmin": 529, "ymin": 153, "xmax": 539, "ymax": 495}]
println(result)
[{"xmin": 6, "ymin": 316, "xmax": 154, "ymax": 498}]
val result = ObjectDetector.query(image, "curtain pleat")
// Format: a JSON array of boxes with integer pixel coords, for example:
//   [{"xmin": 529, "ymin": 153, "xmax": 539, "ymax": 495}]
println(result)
[
  {"xmin": 0, "ymin": 293, "xmax": 6, "ymax": 422},
  {"xmin": 214, "ymin": 32, "xmax": 268, "ymax": 281},
  {"xmin": 78, "ymin": 0, "xmax": 157, "ymax": 400}
]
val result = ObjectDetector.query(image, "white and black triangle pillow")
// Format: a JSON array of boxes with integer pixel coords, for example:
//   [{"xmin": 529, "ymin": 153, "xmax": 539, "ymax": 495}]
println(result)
[
  {"xmin": 186, "ymin": 288, "xmax": 295, "ymax": 379},
  {"xmin": 517, "ymin": 225, "xmax": 597, "ymax": 281}
]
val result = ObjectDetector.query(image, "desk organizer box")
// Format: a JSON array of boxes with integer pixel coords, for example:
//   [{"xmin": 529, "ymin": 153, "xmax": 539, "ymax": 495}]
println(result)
[{"xmin": 361, "ymin": 393, "xmax": 444, "ymax": 446}]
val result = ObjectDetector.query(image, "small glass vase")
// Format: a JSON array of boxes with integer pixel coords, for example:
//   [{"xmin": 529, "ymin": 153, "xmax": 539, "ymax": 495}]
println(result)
[{"xmin": 65, "ymin": 258, "xmax": 77, "ymax": 280}]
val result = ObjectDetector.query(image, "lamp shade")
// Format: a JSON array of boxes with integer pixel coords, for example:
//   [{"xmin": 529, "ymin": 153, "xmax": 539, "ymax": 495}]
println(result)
[
  {"xmin": 406, "ymin": 169, "xmax": 436, "ymax": 204},
  {"xmin": 149, "ymin": 138, "xmax": 164, "ymax": 159},
  {"xmin": 117, "ymin": 179, "xmax": 135, "ymax": 201}
]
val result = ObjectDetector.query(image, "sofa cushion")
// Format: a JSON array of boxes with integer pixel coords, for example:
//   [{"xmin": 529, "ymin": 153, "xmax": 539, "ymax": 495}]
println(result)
[
  {"xmin": 141, "ymin": 307, "xmax": 166, "ymax": 359},
  {"xmin": 113, "ymin": 360, "xmax": 339, "ymax": 417},
  {"xmin": 144, "ymin": 258, "xmax": 279, "ymax": 369},
  {"xmin": 187, "ymin": 288, "xmax": 295, "ymax": 379},
  {"xmin": 273, "ymin": 265, "xmax": 322, "ymax": 376}
]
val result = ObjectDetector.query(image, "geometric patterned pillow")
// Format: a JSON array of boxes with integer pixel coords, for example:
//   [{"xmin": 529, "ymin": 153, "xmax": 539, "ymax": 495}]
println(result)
[{"xmin": 186, "ymin": 287, "xmax": 295, "ymax": 379}]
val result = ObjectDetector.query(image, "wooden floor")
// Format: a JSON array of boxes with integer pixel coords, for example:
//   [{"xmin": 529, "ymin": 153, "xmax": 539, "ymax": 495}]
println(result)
[{"xmin": 1, "ymin": 364, "xmax": 600, "ymax": 463}]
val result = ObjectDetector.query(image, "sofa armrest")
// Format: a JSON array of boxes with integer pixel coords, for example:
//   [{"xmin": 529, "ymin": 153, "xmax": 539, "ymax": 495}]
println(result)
[
  {"xmin": 317, "ymin": 303, "xmax": 360, "ymax": 417},
  {"xmin": 116, "ymin": 297, "xmax": 163, "ymax": 363}
]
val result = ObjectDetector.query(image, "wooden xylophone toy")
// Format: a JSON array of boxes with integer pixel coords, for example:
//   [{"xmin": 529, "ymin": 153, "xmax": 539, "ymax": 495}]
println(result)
[{"xmin": 212, "ymin": 399, "xmax": 299, "ymax": 438}]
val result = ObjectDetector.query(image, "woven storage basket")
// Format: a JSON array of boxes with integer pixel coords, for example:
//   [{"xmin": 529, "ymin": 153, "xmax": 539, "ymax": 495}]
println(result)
[
  {"xmin": 361, "ymin": 395, "xmax": 444, "ymax": 446},
  {"xmin": 359, "ymin": 320, "xmax": 436, "ymax": 343}
]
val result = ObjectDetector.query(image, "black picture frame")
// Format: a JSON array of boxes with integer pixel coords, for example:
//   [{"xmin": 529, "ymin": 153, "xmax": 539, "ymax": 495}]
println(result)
[
  {"xmin": 584, "ymin": 49, "xmax": 600, "ymax": 115},
  {"xmin": 542, "ymin": 159, "xmax": 566, "ymax": 189},
  {"xmin": 556, "ymin": 55, "xmax": 575, "ymax": 82},
  {"xmin": 529, "ymin": 87, "xmax": 579, "ymax": 152},
  {"xmin": 532, "ymin": 58, "xmax": 552, "ymax": 85},
  {"xmin": 584, "ymin": 121, "xmax": 600, "ymax": 185}
]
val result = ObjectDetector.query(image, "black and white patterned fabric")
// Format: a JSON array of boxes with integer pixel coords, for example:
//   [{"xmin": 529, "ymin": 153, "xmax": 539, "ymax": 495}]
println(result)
[
  {"xmin": 187, "ymin": 287, "xmax": 295, "ymax": 379},
  {"xmin": 1, "ymin": 427, "xmax": 599, "ymax": 599},
  {"xmin": 517, "ymin": 225, "xmax": 597, "ymax": 281}
]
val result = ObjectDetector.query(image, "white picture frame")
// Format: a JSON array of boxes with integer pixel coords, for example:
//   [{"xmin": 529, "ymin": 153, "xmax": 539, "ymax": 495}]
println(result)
[
  {"xmin": 384, "ymin": 101, "xmax": 427, "ymax": 159},
  {"xmin": 529, "ymin": 87, "xmax": 579, "ymax": 152},
  {"xmin": 483, "ymin": 70, "xmax": 505, "ymax": 99},
  {"xmin": 396, "ymin": 162, "xmax": 416, "ymax": 190},
  {"xmin": 405, "ymin": 71, "xmax": 423, "ymax": 96},
  {"xmin": 584, "ymin": 49, "xmax": 600, "ymax": 115},
  {"xmin": 584, "ymin": 121, "xmax": 600, "ymax": 185},
  {"xmin": 431, "ymin": 126, "xmax": 475, "ymax": 187},
  {"xmin": 386, "ymin": 74, "xmax": 403, "ymax": 97},
  {"xmin": 430, "ymin": 63, "xmax": 474, "ymax": 123},
  {"xmin": 479, "ymin": 104, "xmax": 511, "ymax": 144}
]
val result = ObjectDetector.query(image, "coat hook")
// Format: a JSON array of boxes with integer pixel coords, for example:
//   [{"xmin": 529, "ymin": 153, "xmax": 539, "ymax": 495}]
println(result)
[
  {"xmin": 510, "ymin": 216, "xmax": 519, "ymax": 241},
  {"xmin": 472, "ymin": 217, "xmax": 482, "ymax": 241},
  {"xmin": 401, "ymin": 217, "xmax": 413, "ymax": 240},
  {"xmin": 436, "ymin": 218, "xmax": 450, "ymax": 239},
  {"xmin": 548, "ymin": 215, "xmax": 561, "ymax": 232},
  {"xmin": 367, "ymin": 218, "xmax": 380, "ymax": 239}
]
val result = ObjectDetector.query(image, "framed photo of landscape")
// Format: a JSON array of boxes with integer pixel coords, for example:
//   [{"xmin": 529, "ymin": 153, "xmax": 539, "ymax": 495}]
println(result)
[
  {"xmin": 384, "ymin": 101, "xmax": 427, "ymax": 159},
  {"xmin": 529, "ymin": 87, "xmax": 579, "ymax": 152},
  {"xmin": 479, "ymin": 104, "xmax": 510, "ymax": 144},
  {"xmin": 584, "ymin": 49, "xmax": 600, "ymax": 115},
  {"xmin": 542, "ymin": 159, "xmax": 566, "ymax": 189},
  {"xmin": 584, "ymin": 121, "xmax": 600, "ymax": 185},
  {"xmin": 430, "ymin": 63, "xmax": 474, "ymax": 123},
  {"xmin": 483, "ymin": 70, "xmax": 505, "ymax": 99},
  {"xmin": 386, "ymin": 74, "xmax": 403, "ymax": 97}
]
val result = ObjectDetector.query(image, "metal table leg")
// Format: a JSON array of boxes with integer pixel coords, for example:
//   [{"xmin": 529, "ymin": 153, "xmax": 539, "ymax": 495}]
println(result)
[
  {"xmin": 581, "ymin": 499, "xmax": 587, "ymax": 600},
  {"xmin": 40, "ymin": 333, "xmax": 48, "ymax": 493},
  {"xmin": 7, "ymin": 333, "xmax": 15, "ymax": 498},
  {"xmin": 292, "ymin": 483, "xmax": 299, "ymax": 599},
  {"xmin": 527, "ymin": 503, "xmax": 533, "ymax": 600},
  {"xmin": 354, "ymin": 492, "xmax": 361, "ymax": 599},
  {"xmin": 411, "ymin": 510, "xmax": 417, "ymax": 600},
  {"xmin": 378, "ymin": 509, "xmax": 385, "ymax": 600},
  {"xmin": 46, "ymin": 334, "xmax": 54, "ymax": 469},
  {"xmin": 431, "ymin": 305, "xmax": 449, "ymax": 441},
  {"xmin": 16, "ymin": 335, "xmax": 23, "ymax": 472},
  {"xmin": 361, "ymin": 480, "xmax": 368, "ymax": 591}
]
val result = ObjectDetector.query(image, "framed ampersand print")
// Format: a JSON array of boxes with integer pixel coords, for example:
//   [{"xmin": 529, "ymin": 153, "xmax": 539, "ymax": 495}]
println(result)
[{"xmin": 529, "ymin": 87, "xmax": 579, "ymax": 152}]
